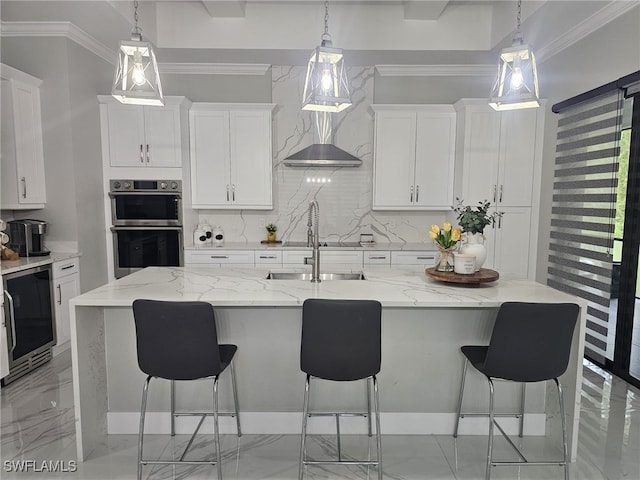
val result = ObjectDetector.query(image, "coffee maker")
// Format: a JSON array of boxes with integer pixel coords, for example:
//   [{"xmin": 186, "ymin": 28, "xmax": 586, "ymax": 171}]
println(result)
[{"xmin": 7, "ymin": 219, "xmax": 50, "ymax": 257}]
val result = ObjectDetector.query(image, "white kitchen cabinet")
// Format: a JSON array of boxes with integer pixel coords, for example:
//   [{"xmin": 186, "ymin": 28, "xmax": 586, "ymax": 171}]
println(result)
[
  {"xmin": 371, "ymin": 105, "xmax": 456, "ymax": 210},
  {"xmin": 184, "ymin": 250, "xmax": 254, "ymax": 267},
  {"xmin": 391, "ymin": 251, "xmax": 438, "ymax": 270},
  {"xmin": 189, "ymin": 103, "xmax": 275, "ymax": 209},
  {"xmin": 482, "ymin": 207, "xmax": 532, "ymax": 279},
  {"xmin": 1, "ymin": 64, "xmax": 46, "ymax": 209},
  {"xmin": 99, "ymin": 96, "xmax": 190, "ymax": 168},
  {"xmin": 52, "ymin": 258, "xmax": 80, "ymax": 356},
  {"xmin": 454, "ymin": 99, "xmax": 543, "ymax": 208}
]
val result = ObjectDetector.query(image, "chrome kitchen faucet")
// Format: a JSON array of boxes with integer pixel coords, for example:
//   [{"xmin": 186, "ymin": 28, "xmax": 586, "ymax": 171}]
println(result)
[{"xmin": 305, "ymin": 201, "xmax": 321, "ymax": 282}]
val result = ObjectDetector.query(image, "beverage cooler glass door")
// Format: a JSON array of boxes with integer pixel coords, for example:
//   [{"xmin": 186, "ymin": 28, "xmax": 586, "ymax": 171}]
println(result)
[
  {"xmin": 2, "ymin": 265, "xmax": 55, "ymax": 367},
  {"xmin": 112, "ymin": 227, "xmax": 183, "ymax": 278}
]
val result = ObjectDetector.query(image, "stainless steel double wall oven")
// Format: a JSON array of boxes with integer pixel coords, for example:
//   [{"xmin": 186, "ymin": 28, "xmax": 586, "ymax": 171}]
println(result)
[{"xmin": 109, "ymin": 179, "xmax": 183, "ymax": 278}]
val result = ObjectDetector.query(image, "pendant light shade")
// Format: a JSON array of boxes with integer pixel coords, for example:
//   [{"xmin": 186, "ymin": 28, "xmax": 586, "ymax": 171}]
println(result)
[
  {"xmin": 112, "ymin": 1, "xmax": 164, "ymax": 106},
  {"xmin": 302, "ymin": 1, "xmax": 351, "ymax": 113},
  {"xmin": 489, "ymin": 0, "xmax": 540, "ymax": 111}
]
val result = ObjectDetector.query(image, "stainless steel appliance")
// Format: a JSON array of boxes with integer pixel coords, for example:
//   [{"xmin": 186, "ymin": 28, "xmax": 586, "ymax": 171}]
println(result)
[
  {"xmin": 7, "ymin": 219, "xmax": 50, "ymax": 257},
  {"xmin": 2, "ymin": 264, "xmax": 56, "ymax": 385},
  {"xmin": 110, "ymin": 180, "xmax": 183, "ymax": 278}
]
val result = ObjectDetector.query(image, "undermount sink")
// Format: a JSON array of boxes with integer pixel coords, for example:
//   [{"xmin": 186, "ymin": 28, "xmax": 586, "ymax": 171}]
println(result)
[
  {"xmin": 266, "ymin": 272, "xmax": 366, "ymax": 280},
  {"xmin": 283, "ymin": 241, "xmax": 361, "ymax": 248}
]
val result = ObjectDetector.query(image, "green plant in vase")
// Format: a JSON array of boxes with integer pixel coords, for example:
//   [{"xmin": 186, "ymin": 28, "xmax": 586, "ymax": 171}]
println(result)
[
  {"xmin": 265, "ymin": 223, "xmax": 278, "ymax": 242},
  {"xmin": 452, "ymin": 198, "xmax": 502, "ymax": 271}
]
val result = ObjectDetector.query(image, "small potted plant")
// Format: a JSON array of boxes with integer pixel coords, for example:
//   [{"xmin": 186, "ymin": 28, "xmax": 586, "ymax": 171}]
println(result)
[
  {"xmin": 452, "ymin": 198, "xmax": 501, "ymax": 270},
  {"xmin": 265, "ymin": 223, "xmax": 278, "ymax": 242}
]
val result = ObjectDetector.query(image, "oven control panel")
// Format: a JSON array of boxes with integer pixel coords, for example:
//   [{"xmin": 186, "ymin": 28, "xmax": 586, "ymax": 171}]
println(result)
[{"xmin": 110, "ymin": 179, "xmax": 181, "ymax": 192}]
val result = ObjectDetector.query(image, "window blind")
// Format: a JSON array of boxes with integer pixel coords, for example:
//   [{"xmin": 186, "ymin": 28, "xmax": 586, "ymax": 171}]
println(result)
[{"xmin": 548, "ymin": 91, "xmax": 623, "ymax": 363}]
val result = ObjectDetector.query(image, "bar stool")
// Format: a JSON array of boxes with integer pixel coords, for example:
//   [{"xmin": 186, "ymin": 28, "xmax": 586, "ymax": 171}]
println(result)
[
  {"xmin": 132, "ymin": 299, "xmax": 241, "ymax": 480},
  {"xmin": 298, "ymin": 298, "xmax": 383, "ymax": 480},
  {"xmin": 453, "ymin": 301, "xmax": 579, "ymax": 480}
]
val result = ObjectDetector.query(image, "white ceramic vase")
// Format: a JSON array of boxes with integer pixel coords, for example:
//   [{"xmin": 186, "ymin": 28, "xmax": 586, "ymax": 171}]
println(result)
[{"xmin": 459, "ymin": 232, "xmax": 487, "ymax": 272}]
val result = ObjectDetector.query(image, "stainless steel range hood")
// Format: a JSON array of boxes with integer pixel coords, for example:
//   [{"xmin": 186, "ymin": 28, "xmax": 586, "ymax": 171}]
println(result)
[
  {"xmin": 283, "ymin": 144, "xmax": 362, "ymax": 167},
  {"xmin": 284, "ymin": 111, "xmax": 362, "ymax": 167}
]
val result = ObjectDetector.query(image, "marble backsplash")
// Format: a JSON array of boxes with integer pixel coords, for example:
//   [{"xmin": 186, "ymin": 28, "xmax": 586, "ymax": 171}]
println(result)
[{"xmin": 192, "ymin": 65, "xmax": 450, "ymax": 246}]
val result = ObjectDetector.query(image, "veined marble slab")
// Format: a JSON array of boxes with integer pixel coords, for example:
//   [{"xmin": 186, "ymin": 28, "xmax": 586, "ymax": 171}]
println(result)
[{"xmin": 71, "ymin": 266, "xmax": 578, "ymax": 308}]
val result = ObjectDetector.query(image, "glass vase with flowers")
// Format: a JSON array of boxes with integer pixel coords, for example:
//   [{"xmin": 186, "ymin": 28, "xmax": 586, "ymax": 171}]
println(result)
[{"xmin": 429, "ymin": 222, "xmax": 461, "ymax": 272}]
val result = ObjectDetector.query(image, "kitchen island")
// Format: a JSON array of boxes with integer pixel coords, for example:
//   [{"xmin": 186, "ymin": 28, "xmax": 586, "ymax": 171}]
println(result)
[{"xmin": 70, "ymin": 266, "xmax": 586, "ymax": 462}]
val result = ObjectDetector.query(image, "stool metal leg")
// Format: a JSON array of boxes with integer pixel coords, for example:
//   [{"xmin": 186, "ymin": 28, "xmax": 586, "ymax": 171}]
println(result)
[
  {"xmin": 171, "ymin": 380, "xmax": 176, "ymax": 436},
  {"xmin": 230, "ymin": 359, "xmax": 242, "ymax": 437},
  {"xmin": 486, "ymin": 378, "xmax": 495, "ymax": 480},
  {"xmin": 298, "ymin": 374, "xmax": 311, "ymax": 480},
  {"xmin": 555, "ymin": 378, "xmax": 570, "ymax": 480},
  {"xmin": 453, "ymin": 357, "xmax": 469, "ymax": 437},
  {"xmin": 213, "ymin": 375, "xmax": 222, "ymax": 480},
  {"xmin": 336, "ymin": 413, "xmax": 342, "ymax": 461},
  {"xmin": 373, "ymin": 375, "xmax": 383, "ymax": 480},
  {"xmin": 367, "ymin": 378, "xmax": 373, "ymax": 437},
  {"xmin": 138, "ymin": 376, "xmax": 152, "ymax": 480},
  {"xmin": 519, "ymin": 382, "xmax": 526, "ymax": 438}
]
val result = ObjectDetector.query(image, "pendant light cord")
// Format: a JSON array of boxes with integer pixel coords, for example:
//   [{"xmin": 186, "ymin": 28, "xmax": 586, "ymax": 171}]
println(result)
[
  {"xmin": 512, "ymin": 0, "xmax": 523, "ymax": 45},
  {"xmin": 132, "ymin": 0, "xmax": 143, "ymax": 38},
  {"xmin": 321, "ymin": 0, "xmax": 332, "ymax": 46}
]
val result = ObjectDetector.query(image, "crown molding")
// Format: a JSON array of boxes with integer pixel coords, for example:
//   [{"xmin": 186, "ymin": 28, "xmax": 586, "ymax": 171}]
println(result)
[
  {"xmin": 536, "ymin": 1, "xmax": 639, "ymax": 63},
  {"xmin": 0, "ymin": 21, "xmax": 116, "ymax": 65},
  {"xmin": 159, "ymin": 62, "xmax": 271, "ymax": 75},
  {"xmin": 375, "ymin": 64, "xmax": 495, "ymax": 77}
]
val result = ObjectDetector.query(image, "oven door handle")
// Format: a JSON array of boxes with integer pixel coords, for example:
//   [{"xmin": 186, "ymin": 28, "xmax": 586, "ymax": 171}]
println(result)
[
  {"xmin": 108, "ymin": 192, "xmax": 182, "ymax": 198},
  {"xmin": 4, "ymin": 291, "xmax": 17, "ymax": 353},
  {"xmin": 111, "ymin": 226, "xmax": 184, "ymax": 232}
]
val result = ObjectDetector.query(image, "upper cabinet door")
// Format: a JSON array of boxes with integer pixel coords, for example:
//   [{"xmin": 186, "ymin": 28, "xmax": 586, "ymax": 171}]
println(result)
[
  {"xmin": 414, "ymin": 110, "xmax": 456, "ymax": 209},
  {"xmin": 190, "ymin": 110, "xmax": 230, "ymax": 207},
  {"xmin": 498, "ymin": 109, "xmax": 538, "ymax": 207},
  {"xmin": 1, "ymin": 65, "xmax": 46, "ymax": 209},
  {"xmin": 106, "ymin": 104, "xmax": 145, "ymax": 167},
  {"xmin": 229, "ymin": 110, "xmax": 273, "ymax": 208},
  {"xmin": 143, "ymin": 107, "xmax": 182, "ymax": 167},
  {"xmin": 372, "ymin": 110, "xmax": 416, "ymax": 209},
  {"xmin": 459, "ymin": 106, "xmax": 501, "ymax": 206}
]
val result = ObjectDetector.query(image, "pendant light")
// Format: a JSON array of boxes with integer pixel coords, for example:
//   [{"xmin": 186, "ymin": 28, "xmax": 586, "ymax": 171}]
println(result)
[
  {"xmin": 302, "ymin": 1, "xmax": 351, "ymax": 113},
  {"xmin": 112, "ymin": 0, "xmax": 164, "ymax": 106},
  {"xmin": 489, "ymin": 0, "xmax": 540, "ymax": 111}
]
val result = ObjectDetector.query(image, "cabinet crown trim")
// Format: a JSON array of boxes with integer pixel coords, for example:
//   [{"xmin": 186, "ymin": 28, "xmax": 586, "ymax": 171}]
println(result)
[{"xmin": 0, "ymin": 63, "xmax": 42, "ymax": 86}]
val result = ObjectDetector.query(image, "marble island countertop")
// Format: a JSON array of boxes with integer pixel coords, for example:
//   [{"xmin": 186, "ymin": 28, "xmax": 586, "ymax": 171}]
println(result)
[{"xmin": 71, "ymin": 266, "xmax": 579, "ymax": 308}]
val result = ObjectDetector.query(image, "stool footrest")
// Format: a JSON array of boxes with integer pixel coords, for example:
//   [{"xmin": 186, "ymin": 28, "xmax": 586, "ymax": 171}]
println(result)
[
  {"xmin": 458, "ymin": 412, "xmax": 523, "ymax": 418},
  {"xmin": 307, "ymin": 412, "xmax": 368, "ymax": 418},
  {"xmin": 492, "ymin": 461, "xmax": 567, "ymax": 467},
  {"xmin": 304, "ymin": 460, "xmax": 379, "ymax": 466},
  {"xmin": 142, "ymin": 460, "xmax": 217, "ymax": 466},
  {"xmin": 173, "ymin": 411, "xmax": 238, "ymax": 417}
]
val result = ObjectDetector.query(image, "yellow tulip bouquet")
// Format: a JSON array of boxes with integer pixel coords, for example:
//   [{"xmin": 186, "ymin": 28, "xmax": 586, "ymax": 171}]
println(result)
[{"xmin": 429, "ymin": 222, "xmax": 461, "ymax": 271}]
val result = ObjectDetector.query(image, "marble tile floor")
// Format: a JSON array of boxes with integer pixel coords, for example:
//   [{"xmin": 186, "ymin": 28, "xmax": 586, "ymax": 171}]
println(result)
[{"xmin": 1, "ymin": 350, "xmax": 638, "ymax": 480}]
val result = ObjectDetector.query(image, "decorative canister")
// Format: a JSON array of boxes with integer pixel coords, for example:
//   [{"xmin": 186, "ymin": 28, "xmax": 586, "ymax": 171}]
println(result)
[
  {"xmin": 459, "ymin": 233, "xmax": 487, "ymax": 272},
  {"xmin": 201, "ymin": 224, "xmax": 213, "ymax": 245},
  {"xmin": 212, "ymin": 226, "xmax": 224, "ymax": 246},
  {"xmin": 193, "ymin": 226, "xmax": 207, "ymax": 246},
  {"xmin": 454, "ymin": 253, "xmax": 476, "ymax": 275}
]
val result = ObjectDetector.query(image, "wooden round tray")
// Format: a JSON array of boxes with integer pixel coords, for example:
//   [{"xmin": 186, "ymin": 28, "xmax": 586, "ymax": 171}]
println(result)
[{"xmin": 426, "ymin": 267, "xmax": 499, "ymax": 284}]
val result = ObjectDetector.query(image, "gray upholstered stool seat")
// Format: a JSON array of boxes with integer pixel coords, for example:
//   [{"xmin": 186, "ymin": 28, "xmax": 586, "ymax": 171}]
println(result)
[
  {"xmin": 132, "ymin": 299, "xmax": 241, "ymax": 480},
  {"xmin": 453, "ymin": 301, "xmax": 580, "ymax": 480}
]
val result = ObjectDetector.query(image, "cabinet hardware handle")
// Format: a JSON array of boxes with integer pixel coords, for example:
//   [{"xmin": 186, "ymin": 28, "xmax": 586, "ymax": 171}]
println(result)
[
  {"xmin": 416, "ymin": 185, "xmax": 420, "ymax": 203},
  {"xmin": 57, "ymin": 284, "xmax": 62, "ymax": 305},
  {"xmin": 259, "ymin": 255, "xmax": 277, "ymax": 259},
  {"xmin": 61, "ymin": 264, "xmax": 75, "ymax": 270},
  {"xmin": 417, "ymin": 256, "xmax": 435, "ymax": 260},
  {"xmin": 140, "ymin": 144, "xmax": 144, "ymax": 163},
  {"xmin": 226, "ymin": 185, "xmax": 230, "ymax": 201},
  {"xmin": 232, "ymin": 184, "xmax": 236, "ymax": 202},
  {"xmin": 21, "ymin": 177, "xmax": 27, "ymax": 198},
  {"xmin": 369, "ymin": 256, "xmax": 387, "ymax": 260},
  {"xmin": 146, "ymin": 144, "xmax": 150, "ymax": 163},
  {"xmin": 499, "ymin": 184, "xmax": 503, "ymax": 203},
  {"xmin": 493, "ymin": 184, "xmax": 497, "ymax": 203},
  {"xmin": 498, "ymin": 215, "xmax": 502, "ymax": 228},
  {"xmin": 410, "ymin": 185, "xmax": 414, "ymax": 203},
  {"xmin": 210, "ymin": 255, "xmax": 229, "ymax": 259},
  {"xmin": 5, "ymin": 291, "xmax": 17, "ymax": 353}
]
